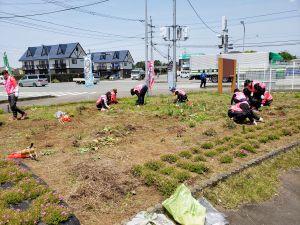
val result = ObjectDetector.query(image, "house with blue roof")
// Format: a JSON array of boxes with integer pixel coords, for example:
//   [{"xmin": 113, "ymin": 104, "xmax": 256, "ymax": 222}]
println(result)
[
  {"xmin": 91, "ymin": 50, "xmax": 134, "ymax": 78},
  {"xmin": 19, "ymin": 42, "xmax": 86, "ymax": 75}
]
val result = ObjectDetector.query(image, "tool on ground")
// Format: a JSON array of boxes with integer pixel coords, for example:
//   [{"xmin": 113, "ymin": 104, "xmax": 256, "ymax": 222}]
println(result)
[{"xmin": 7, "ymin": 143, "xmax": 37, "ymax": 160}]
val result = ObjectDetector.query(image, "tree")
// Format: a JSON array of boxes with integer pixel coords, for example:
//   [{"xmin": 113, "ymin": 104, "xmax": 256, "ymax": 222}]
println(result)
[
  {"xmin": 135, "ymin": 61, "xmax": 145, "ymax": 70},
  {"xmin": 244, "ymin": 50, "xmax": 257, "ymax": 53},
  {"xmin": 279, "ymin": 51, "xmax": 296, "ymax": 61},
  {"xmin": 154, "ymin": 60, "xmax": 162, "ymax": 67}
]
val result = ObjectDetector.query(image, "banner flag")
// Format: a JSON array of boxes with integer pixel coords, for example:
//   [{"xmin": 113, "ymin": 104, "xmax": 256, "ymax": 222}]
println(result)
[
  {"xmin": 147, "ymin": 60, "xmax": 155, "ymax": 90},
  {"xmin": 3, "ymin": 52, "xmax": 13, "ymax": 75},
  {"xmin": 84, "ymin": 54, "xmax": 94, "ymax": 87}
]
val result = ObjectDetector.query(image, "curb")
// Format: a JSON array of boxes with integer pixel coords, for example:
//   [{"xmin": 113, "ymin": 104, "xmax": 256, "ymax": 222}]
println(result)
[
  {"xmin": 0, "ymin": 95, "xmax": 55, "ymax": 104},
  {"xmin": 120, "ymin": 141, "xmax": 300, "ymax": 225}
]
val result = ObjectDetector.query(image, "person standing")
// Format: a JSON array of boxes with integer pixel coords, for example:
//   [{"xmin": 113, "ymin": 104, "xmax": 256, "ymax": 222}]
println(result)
[
  {"xmin": 200, "ymin": 70, "xmax": 207, "ymax": 88},
  {"xmin": 2, "ymin": 70, "xmax": 27, "ymax": 120},
  {"xmin": 130, "ymin": 84, "xmax": 148, "ymax": 105}
]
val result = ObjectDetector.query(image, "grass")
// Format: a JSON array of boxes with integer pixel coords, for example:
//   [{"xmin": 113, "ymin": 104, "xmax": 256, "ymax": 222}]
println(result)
[
  {"xmin": 201, "ymin": 142, "xmax": 214, "ymax": 149},
  {"xmin": 161, "ymin": 154, "xmax": 179, "ymax": 164},
  {"xmin": 219, "ymin": 155, "xmax": 233, "ymax": 164},
  {"xmin": 178, "ymin": 150, "xmax": 192, "ymax": 159},
  {"xmin": 176, "ymin": 161, "xmax": 209, "ymax": 174},
  {"xmin": 204, "ymin": 150, "xmax": 217, "ymax": 157},
  {"xmin": 205, "ymin": 147, "xmax": 300, "ymax": 209},
  {"xmin": 240, "ymin": 144, "xmax": 257, "ymax": 153},
  {"xmin": 144, "ymin": 160, "xmax": 164, "ymax": 171}
]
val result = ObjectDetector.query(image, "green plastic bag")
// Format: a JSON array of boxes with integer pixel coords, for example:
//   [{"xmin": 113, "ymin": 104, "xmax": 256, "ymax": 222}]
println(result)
[{"xmin": 162, "ymin": 184, "xmax": 206, "ymax": 225}]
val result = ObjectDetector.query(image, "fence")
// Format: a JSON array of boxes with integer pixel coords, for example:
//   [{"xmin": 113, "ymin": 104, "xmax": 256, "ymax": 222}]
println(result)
[{"xmin": 237, "ymin": 62, "xmax": 300, "ymax": 92}]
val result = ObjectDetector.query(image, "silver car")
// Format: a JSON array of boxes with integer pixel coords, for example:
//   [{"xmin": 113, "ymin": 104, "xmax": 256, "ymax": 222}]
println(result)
[{"xmin": 19, "ymin": 74, "xmax": 48, "ymax": 87}]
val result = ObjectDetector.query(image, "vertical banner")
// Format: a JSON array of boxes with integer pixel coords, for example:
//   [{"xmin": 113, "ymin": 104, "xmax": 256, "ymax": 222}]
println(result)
[
  {"xmin": 147, "ymin": 60, "xmax": 155, "ymax": 90},
  {"xmin": 3, "ymin": 52, "xmax": 13, "ymax": 75},
  {"xmin": 167, "ymin": 61, "xmax": 175, "ymax": 90},
  {"xmin": 84, "ymin": 54, "xmax": 94, "ymax": 87}
]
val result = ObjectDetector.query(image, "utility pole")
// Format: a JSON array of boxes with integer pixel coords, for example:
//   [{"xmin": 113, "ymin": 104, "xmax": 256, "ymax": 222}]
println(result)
[
  {"xmin": 172, "ymin": 0, "xmax": 177, "ymax": 86},
  {"xmin": 145, "ymin": 0, "xmax": 149, "ymax": 86},
  {"xmin": 222, "ymin": 16, "xmax": 228, "ymax": 53},
  {"xmin": 150, "ymin": 16, "xmax": 154, "ymax": 61},
  {"xmin": 240, "ymin": 21, "xmax": 245, "ymax": 52}
]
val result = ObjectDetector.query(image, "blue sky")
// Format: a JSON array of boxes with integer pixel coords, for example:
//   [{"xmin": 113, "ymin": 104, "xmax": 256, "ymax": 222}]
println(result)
[{"xmin": 0, "ymin": 0, "xmax": 299, "ymax": 67}]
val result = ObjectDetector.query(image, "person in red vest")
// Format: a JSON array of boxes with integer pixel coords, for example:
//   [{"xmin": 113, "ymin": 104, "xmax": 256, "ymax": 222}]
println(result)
[
  {"xmin": 243, "ymin": 80, "xmax": 266, "ymax": 110},
  {"xmin": 262, "ymin": 91, "xmax": 273, "ymax": 106},
  {"xmin": 130, "ymin": 84, "xmax": 148, "ymax": 105},
  {"xmin": 109, "ymin": 89, "xmax": 118, "ymax": 104},
  {"xmin": 170, "ymin": 87, "xmax": 188, "ymax": 104},
  {"xmin": 96, "ymin": 92, "xmax": 111, "ymax": 111},
  {"xmin": 228, "ymin": 100, "xmax": 263, "ymax": 125},
  {"xmin": 2, "ymin": 70, "xmax": 27, "ymax": 120},
  {"xmin": 231, "ymin": 88, "xmax": 247, "ymax": 105}
]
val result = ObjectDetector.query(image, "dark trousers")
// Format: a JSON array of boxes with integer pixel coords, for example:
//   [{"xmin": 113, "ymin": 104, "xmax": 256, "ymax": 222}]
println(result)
[
  {"xmin": 200, "ymin": 79, "xmax": 206, "ymax": 88},
  {"xmin": 178, "ymin": 94, "xmax": 188, "ymax": 103},
  {"xmin": 8, "ymin": 94, "xmax": 25, "ymax": 118},
  {"xmin": 137, "ymin": 86, "xmax": 148, "ymax": 105},
  {"xmin": 96, "ymin": 100, "xmax": 108, "ymax": 110},
  {"xmin": 228, "ymin": 103, "xmax": 260, "ymax": 123}
]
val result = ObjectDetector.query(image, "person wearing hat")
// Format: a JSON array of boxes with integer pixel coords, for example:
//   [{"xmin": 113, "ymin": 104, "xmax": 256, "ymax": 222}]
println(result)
[
  {"xmin": 170, "ymin": 87, "xmax": 188, "ymax": 104},
  {"xmin": 130, "ymin": 84, "xmax": 148, "ymax": 105},
  {"xmin": 2, "ymin": 70, "xmax": 27, "ymax": 120}
]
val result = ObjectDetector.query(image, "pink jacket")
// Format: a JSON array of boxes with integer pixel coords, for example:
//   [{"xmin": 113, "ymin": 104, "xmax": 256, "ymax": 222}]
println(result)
[
  {"xmin": 176, "ymin": 89, "xmax": 186, "ymax": 96},
  {"xmin": 134, "ymin": 84, "xmax": 145, "ymax": 93},
  {"xmin": 4, "ymin": 75, "xmax": 19, "ymax": 96}
]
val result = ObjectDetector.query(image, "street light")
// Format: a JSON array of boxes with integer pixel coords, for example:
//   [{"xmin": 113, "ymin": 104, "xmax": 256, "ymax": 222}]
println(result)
[{"xmin": 240, "ymin": 21, "xmax": 245, "ymax": 52}]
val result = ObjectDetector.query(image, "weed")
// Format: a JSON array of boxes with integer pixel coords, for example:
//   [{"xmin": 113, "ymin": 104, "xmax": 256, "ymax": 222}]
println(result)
[
  {"xmin": 41, "ymin": 150, "xmax": 56, "ymax": 156},
  {"xmin": 191, "ymin": 147, "xmax": 200, "ymax": 154},
  {"xmin": 178, "ymin": 151, "xmax": 192, "ymax": 159},
  {"xmin": 188, "ymin": 120, "xmax": 196, "ymax": 128},
  {"xmin": 220, "ymin": 155, "xmax": 233, "ymax": 164},
  {"xmin": 132, "ymin": 165, "xmax": 144, "ymax": 177},
  {"xmin": 160, "ymin": 166, "xmax": 175, "ymax": 175},
  {"xmin": 231, "ymin": 137, "xmax": 245, "ymax": 145},
  {"xmin": 78, "ymin": 148, "xmax": 90, "ymax": 154},
  {"xmin": 223, "ymin": 136, "xmax": 232, "ymax": 142},
  {"xmin": 177, "ymin": 161, "xmax": 209, "ymax": 174},
  {"xmin": 215, "ymin": 146, "xmax": 229, "ymax": 153},
  {"xmin": 201, "ymin": 142, "xmax": 214, "ymax": 149},
  {"xmin": 240, "ymin": 144, "xmax": 256, "ymax": 153},
  {"xmin": 144, "ymin": 160, "xmax": 164, "ymax": 171},
  {"xmin": 224, "ymin": 119, "xmax": 237, "ymax": 129},
  {"xmin": 161, "ymin": 154, "xmax": 179, "ymax": 164},
  {"xmin": 173, "ymin": 171, "xmax": 191, "ymax": 182},
  {"xmin": 267, "ymin": 134, "xmax": 280, "ymax": 141},
  {"xmin": 0, "ymin": 109, "xmax": 4, "ymax": 114},
  {"xmin": 203, "ymin": 129, "xmax": 217, "ymax": 137},
  {"xmin": 215, "ymin": 138, "xmax": 225, "ymax": 145},
  {"xmin": 281, "ymin": 128, "xmax": 292, "ymax": 136},
  {"xmin": 143, "ymin": 171, "xmax": 157, "ymax": 186},
  {"xmin": 204, "ymin": 150, "xmax": 217, "ymax": 157},
  {"xmin": 157, "ymin": 178, "xmax": 178, "ymax": 197},
  {"xmin": 193, "ymin": 155, "xmax": 206, "ymax": 162},
  {"xmin": 235, "ymin": 150, "xmax": 248, "ymax": 158},
  {"xmin": 250, "ymin": 140, "xmax": 260, "ymax": 149},
  {"xmin": 258, "ymin": 136, "xmax": 269, "ymax": 143}
]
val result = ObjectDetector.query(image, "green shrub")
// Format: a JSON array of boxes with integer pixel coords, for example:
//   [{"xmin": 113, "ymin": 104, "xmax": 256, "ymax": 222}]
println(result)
[
  {"xmin": 191, "ymin": 147, "xmax": 200, "ymax": 154},
  {"xmin": 0, "ymin": 109, "xmax": 4, "ymax": 114},
  {"xmin": 161, "ymin": 154, "xmax": 179, "ymax": 163},
  {"xmin": 193, "ymin": 155, "xmax": 206, "ymax": 162},
  {"xmin": 160, "ymin": 166, "xmax": 175, "ymax": 175},
  {"xmin": 132, "ymin": 165, "xmax": 143, "ymax": 177},
  {"xmin": 157, "ymin": 178, "xmax": 178, "ymax": 197},
  {"xmin": 143, "ymin": 171, "xmax": 157, "ymax": 186},
  {"xmin": 219, "ymin": 155, "xmax": 233, "ymax": 164},
  {"xmin": 177, "ymin": 161, "xmax": 209, "ymax": 174},
  {"xmin": 201, "ymin": 142, "xmax": 214, "ymax": 149},
  {"xmin": 258, "ymin": 136, "xmax": 269, "ymax": 143},
  {"xmin": 215, "ymin": 146, "xmax": 229, "ymax": 153},
  {"xmin": 178, "ymin": 150, "xmax": 192, "ymax": 159},
  {"xmin": 240, "ymin": 144, "xmax": 256, "ymax": 153},
  {"xmin": 204, "ymin": 150, "xmax": 217, "ymax": 157},
  {"xmin": 144, "ymin": 160, "xmax": 164, "ymax": 171},
  {"xmin": 203, "ymin": 129, "xmax": 217, "ymax": 136},
  {"xmin": 173, "ymin": 171, "xmax": 191, "ymax": 182},
  {"xmin": 267, "ymin": 134, "xmax": 280, "ymax": 141}
]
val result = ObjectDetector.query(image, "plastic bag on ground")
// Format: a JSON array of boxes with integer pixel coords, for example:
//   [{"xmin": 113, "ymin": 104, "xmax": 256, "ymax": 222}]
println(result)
[
  {"xmin": 198, "ymin": 197, "xmax": 229, "ymax": 225},
  {"xmin": 126, "ymin": 211, "xmax": 176, "ymax": 225},
  {"xmin": 162, "ymin": 184, "xmax": 206, "ymax": 225}
]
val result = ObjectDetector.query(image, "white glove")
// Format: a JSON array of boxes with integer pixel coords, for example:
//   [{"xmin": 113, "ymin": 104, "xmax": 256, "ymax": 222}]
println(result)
[
  {"xmin": 261, "ymin": 95, "xmax": 265, "ymax": 99},
  {"xmin": 14, "ymin": 92, "xmax": 19, "ymax": 97}
]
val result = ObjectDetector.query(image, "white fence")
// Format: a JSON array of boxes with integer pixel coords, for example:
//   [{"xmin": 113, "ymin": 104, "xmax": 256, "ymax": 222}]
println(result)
[{"xmin": 237, "ymin": 62, "xmax": 300, "ymax": 92}]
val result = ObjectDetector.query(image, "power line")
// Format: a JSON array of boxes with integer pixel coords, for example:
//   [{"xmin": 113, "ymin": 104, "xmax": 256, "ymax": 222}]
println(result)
[
  {"xmin": 185, "ymin": 0, "xmax": 219, "ymax": 34},
  {"xmin": 0, "ymin": 0, "xmax": 110, "ymax": 19},
  {"xmin": 44, "ymin": 0, "xmax": 144, "ymax": 22}
]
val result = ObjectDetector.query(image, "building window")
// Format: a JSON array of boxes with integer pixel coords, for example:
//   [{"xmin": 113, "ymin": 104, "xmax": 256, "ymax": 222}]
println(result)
[
  {"xmin": 26, "ymin": 50, "xmax": 32, "ymax": 57},
  {"xmin": 100, "ymin": 54, "xmax": 106, "ymax": 60},
  {"xmin": 72, "ymin": 59, "xmax": 77, "ymax": 64},
  {"xmin": 113, "ymin": 51, "xmax": 119, "ymax": 59},
  {"xmin": 124, "ymin": 62, "xmax": 127, "ymax": 66}
]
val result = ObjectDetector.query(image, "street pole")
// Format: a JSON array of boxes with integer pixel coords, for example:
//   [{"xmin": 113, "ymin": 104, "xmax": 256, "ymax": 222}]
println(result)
[
  {"xmin": 240, "ymin": 21, "xmax": 245, "ymax": 52},
  {"xmin": 172, "ymin": 0, "xmax": 177, "ymax": 87},
  {"xmin": 48, "ymin": 53, "xmax": 51, "ymax": 83},
  {"xmin": 150, "ymin": 16, "xmax": 154, "ymax": 61},
  {"xmin": 145, "ymin": 0, "xmax": 149, "ymax": 87}
]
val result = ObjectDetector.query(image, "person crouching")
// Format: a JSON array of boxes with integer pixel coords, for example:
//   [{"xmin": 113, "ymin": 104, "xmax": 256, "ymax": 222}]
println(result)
[
  {"xmin": 170, "ymin": 87, "xmax": 188, "ymax": 104},
  {"xmin": 262, "ymin": 91, "xmax": 273, "ymax": 106},
  {"xmin": 130, "ymin": 84, "xmax": 148, "ymax": 105},
  {"xmin": 96, "ymin": 92, "xmax": 111, "ymax": 111},
  {"xmin": 109, "ymin": 88, "xmax": 118, "ymax": 104}
]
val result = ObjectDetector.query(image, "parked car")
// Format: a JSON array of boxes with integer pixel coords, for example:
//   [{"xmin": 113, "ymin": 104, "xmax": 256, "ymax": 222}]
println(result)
[
  {"xmin": 109, "ymin": 73, "xmax": 120, "ymax": 80},
  {"xmin": 180, "ymin": 71, "xmax": 190, "ymax": 78},
  {"xmin": 0, "ymin": 75, "xmax": 4, "ymax": 85},
  {"xmin": 131, "ymin": 69, "xmax": 145, "ymax": 80},
  {"xmin": 73, "ymin": 76, "xmax": 99, "ymax": 85},
  {"xmin": 19, "ymin": 74, "xmax": 48, "ymax": 87}
]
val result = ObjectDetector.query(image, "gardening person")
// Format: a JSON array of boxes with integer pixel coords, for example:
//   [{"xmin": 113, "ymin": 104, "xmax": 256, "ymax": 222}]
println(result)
[
  {"xmin": 96, "ymin": 92, "xmax": 111, "ymax": 111},
  {"xmin": 244, "ymin": 79, "xmax": 266, "ymax": 110},
  {"xmin": 130, "ymin": 84, "xmax": 148, "ymax": 105},
  {"xmin": 262, "ymin": 91, "xmax": 273, "ymax": 106},
  {"xmin": 231, "ymin": 88, "xmax": 247, "ymax": 105},
  {"xmin": 200, "ymin": 70, "xmax": 207, "ymax": 88},
  {"xmin": 2, "ymin": 70, "xmax": 27, "ymax": 120},
  {"xmin": 170, "ymin": 87, "xmax": 188, "ymax": 104},
  {"xmin": 109, "ymin": 88, "xmax": 118, "ymax": 104},
  {"xmin": 228, "ymin": 100, "xmax": 263, "ymax": 125}
]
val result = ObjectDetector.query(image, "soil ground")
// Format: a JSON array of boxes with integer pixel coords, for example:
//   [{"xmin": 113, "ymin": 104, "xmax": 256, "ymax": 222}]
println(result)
[{"xmin": 226, "ymin": 169, "xmax": 300, "ymax": 225}]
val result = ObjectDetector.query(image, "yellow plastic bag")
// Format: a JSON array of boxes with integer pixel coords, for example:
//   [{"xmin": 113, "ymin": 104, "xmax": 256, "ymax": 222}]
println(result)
[{"xmin": 162, "ymin": 184, "xmax": 206, "ymax": 225}]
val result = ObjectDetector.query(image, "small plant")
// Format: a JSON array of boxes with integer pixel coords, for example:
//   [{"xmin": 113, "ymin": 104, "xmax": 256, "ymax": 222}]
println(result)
[
  {"xmin": 235, "ymin": 150, "xmax": 248, "ymax": 158},
  {"xmin": 242, "ymin": 125, "xmax": 246, "ymax": 134},
  {"xmin": 258, "ymin": 136, "xmax": 269, "ymax": 143},
  {"xmin": 219, "ymin": 155, "xmax": 233, "ymax": 164},
  {"xmin": 203, "ymin": 129, "xmax": 217, "ymax": 137},
  {"xmin": 224, "ymin": 119, "xmax": 237, "ymax": 129},
  {"xmin": 267, "ymin": 134, "xmax": 280, "ymax": 141},
  {"xmin": 240, "ymin": 144, "xmax": 256, "ymax": 153},
  {"xmin": 178, "ymin": 151, "xmax": 192, "ymax": 159},
  {"xmin": 201, "ymin": 142, "xmax": 214, "ymax": 149},
  {"xmin": 173, "ymin": 171, "xmax": 191, "ymax": 182},
  {"xmin": 281, "ymin": 128, "xmax": 292, "ymax": 136},
  {"xmin": 160, "ymin": 166, "xmax": 175, "ymax": 175},
  {"xmin": 223, "ymin": 136, "xmax": 232, "ymax": 142},
  {"xmin": 161, "ymin": 154, "xmax": 179, "ymax": 164},
  {"xmin": 143, "ymin": 171, "xmax": 157, "ymax": 186},
  {"xmin": 177, "ymin": 161, "xmax": 209, "ymax": 174},
  {"xmin": 188, "ymin": 120, "xmax": 196, "ymax": 128},
  {"xmin": 144, "ymin": 160, "xmax": 164, "ymax": 171},
  {"xmin": 215, "ymin": 146, "xmax": 229, "ymax": 153},
  {"xmin": 250, "ymin": 140, "xmax": 260, "ymax": 149},
  {"xmin": 191, "ymin": 147, "xmax": 200, "ymax": 154},
  {"xmin": 132, "ymin": 165, "xmax": 144, "ymax": 177},
  {"xmin": 215, "ymin": 138, "xmax": 225, "ymax": 145},
  {"xmin": 204, "ymin": 150, "xmax": 217, "ymax": 157},
  {"xmin": 157, "ymin": 178, "xmax": 178, "ymax": 197},
  {"xmin": 193, "ymin": 155, "xmax": 206, "ymax": 162}
]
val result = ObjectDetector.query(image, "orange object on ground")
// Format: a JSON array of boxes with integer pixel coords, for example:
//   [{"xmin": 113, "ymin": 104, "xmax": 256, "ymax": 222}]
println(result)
[{"xmin": 7, "ymin": 153, "xmax": 30, "ymax": 159}]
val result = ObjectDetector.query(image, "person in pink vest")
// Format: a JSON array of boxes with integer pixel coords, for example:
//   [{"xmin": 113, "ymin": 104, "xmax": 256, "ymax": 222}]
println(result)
[
  {"xmin": 231, "ymin": 88, "xmax": 247, "ymax": 105},
  {"xmin": 109, "ymin": 89, "xmax": 118, "ymax": 104},
  {"xmin": 228, "ymin": 100, "xmax": 263, "ymax": 125},
  {"xmin": 262, "ymin": 91, "xmax": 273, "ymax": 106},
  {"xmin": 2, "ymin": 70, "xmax": 27, "ymax": 120},
  {"xmin": 96, "ymin": 92, "xmax": 111, "ymax": 111},
  {"xmin": 170, "ymin": 87, "xmax": 188, "ymax": 104},
  {"xmin": 130, "ymin": 84, "xmax": 148, "ymax": 105},
  {"xmin": 243, "ymin": 79, "xmax": 266, "ymax": 110}
]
